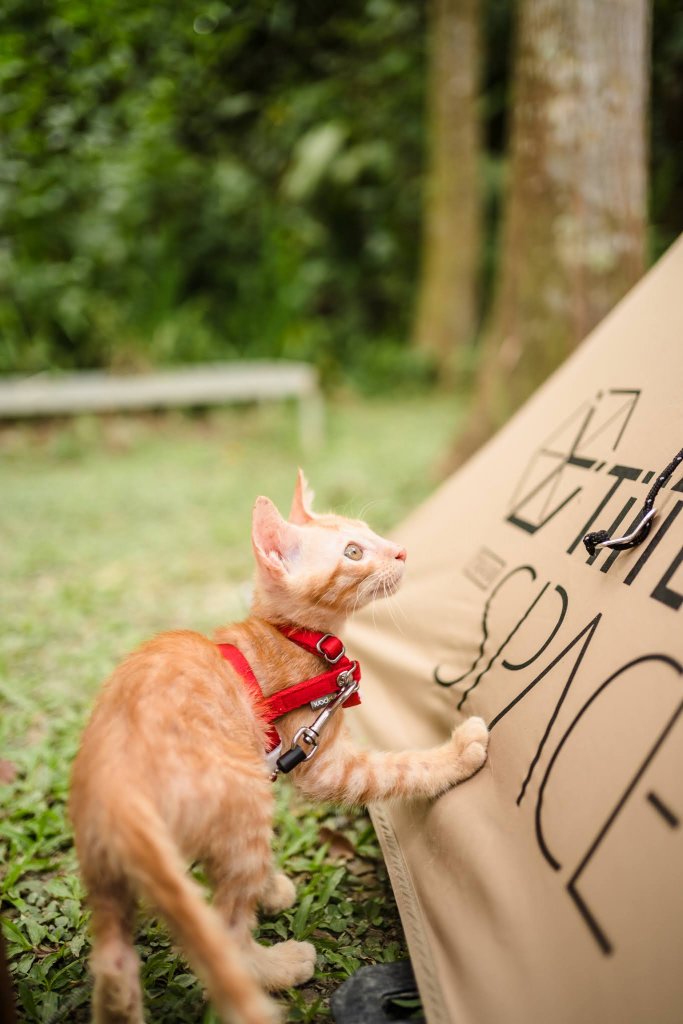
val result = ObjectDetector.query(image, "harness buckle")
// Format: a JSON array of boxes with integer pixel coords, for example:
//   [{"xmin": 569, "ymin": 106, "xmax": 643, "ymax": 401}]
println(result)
[{"xmin": 316, "ymin": 633, "xmax": 345, "ymax": 664}]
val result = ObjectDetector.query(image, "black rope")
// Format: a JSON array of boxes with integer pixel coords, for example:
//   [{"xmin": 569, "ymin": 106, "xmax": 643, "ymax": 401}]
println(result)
[{"xmin": 583, "ymin": 445, "xmax": 683, "ymax": 557}]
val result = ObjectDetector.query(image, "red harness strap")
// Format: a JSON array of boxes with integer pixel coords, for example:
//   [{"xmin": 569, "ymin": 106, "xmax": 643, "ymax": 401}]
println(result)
[
  {"xmin": 216, "ymin": 643, "xmax": 282, "ymax": 752},
  {"xmin": 216, "ymin": 627, "xmax": 361, "ymax": 757}
]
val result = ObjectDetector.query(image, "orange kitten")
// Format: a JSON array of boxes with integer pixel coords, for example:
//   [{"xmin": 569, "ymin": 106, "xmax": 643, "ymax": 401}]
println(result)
[{"xmin": 69, "ymin": 470, "xmax": 488, "ymax": 1024}]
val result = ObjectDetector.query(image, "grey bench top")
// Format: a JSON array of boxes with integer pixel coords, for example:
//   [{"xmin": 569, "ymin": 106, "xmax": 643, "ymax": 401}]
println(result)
[{"xmin": 0, "ymin": 361, "xmax": 324, "ymax": 447}]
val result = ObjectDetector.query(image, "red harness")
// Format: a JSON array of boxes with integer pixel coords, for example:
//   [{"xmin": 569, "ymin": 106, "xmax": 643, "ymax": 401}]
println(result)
[{"xmin": 216, "ymin": 626, "xmax": 361, "ymax": 769}]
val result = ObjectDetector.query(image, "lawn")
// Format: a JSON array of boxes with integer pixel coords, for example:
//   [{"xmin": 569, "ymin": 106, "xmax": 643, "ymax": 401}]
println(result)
[{"xmin": 0, "ymin": 394, "xmax": 458, "ymax": 1023}]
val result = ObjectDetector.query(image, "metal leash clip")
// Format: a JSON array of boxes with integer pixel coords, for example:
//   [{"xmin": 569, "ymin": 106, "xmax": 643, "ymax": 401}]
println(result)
[{"xmin": 274, "ymin": 669, "xmax": 359, "ymax": 776}]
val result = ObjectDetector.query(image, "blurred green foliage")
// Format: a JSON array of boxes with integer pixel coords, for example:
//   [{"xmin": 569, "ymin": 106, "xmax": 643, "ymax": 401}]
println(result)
[
  {"xmin": 1, "ymin": 0, "xmax": 428, "ymax": 383},
  {"xmin": 0, "ymin": 0, "xmax": 681, "ymax": 382}
]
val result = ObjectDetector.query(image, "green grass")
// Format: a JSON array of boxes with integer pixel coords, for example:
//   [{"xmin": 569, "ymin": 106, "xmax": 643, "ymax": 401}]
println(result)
[{"xmin": 0, "ymin": 395, "xmax": 457, "ymax": 1022}]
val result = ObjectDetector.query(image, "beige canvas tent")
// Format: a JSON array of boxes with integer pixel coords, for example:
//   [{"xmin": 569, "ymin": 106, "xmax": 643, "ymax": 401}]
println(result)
[{"xmin": 347, "ymin": 237, "xmax": 683, "ymax": 1024}]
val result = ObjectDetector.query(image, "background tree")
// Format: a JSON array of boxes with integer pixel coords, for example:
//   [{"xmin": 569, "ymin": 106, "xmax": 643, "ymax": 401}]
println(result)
[
  {"xmin": 455, "ymin": 0, "xmax": 651, "ymax": 460},
  {"xmin": 1, "ymin": 0, "xmax": 679, "ymax": 394},
  {"xmin": 412, "ymin": 0, "xmax": 482, "ymax": 382}
]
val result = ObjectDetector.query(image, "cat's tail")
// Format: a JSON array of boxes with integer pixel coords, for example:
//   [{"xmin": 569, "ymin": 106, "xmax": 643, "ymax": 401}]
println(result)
[{"xmin": 109, "ymin": 794, "xmax": 279, "ymax": 1024}]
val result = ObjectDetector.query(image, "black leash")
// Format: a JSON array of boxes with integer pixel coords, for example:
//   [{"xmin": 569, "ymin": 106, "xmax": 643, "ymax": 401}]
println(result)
[{"xmin": 583, "ymin": 445, "xmax": 683, "ymax": 557}]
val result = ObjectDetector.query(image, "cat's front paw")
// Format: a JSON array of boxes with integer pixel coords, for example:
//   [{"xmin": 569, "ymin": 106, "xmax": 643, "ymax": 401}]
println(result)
[{"xmin": 450, "ymin": 715, "xmax": 489, "ymax": 779}]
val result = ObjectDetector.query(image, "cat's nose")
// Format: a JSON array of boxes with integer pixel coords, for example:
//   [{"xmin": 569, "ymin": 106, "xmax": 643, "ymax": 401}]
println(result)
[{"xmin": 395, "ymin": 547, "xmax": 407, "ymax": 562}]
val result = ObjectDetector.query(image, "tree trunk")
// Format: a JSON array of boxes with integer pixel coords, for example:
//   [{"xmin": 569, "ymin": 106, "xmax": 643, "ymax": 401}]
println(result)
[
  {"xmin": 455, "ymin": 0, "xmax": 650, "ymax": 459},
  {"xmin": 413, "ymin": 0, "xmax": 482, "ymax": 382}
]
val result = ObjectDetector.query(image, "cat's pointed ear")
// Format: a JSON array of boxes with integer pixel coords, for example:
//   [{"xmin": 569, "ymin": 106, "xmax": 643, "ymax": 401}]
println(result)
[
  {"xmin": 252, "ymin": 497, "xmax": 301, "ymax": 576},
  {"xmin": 289, "ymin": 468, "xmax": 316, "ymax": 525}
]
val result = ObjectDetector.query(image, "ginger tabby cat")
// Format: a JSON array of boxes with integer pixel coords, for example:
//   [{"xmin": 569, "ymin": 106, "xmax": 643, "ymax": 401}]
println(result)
[{"xmin": 69, "ymin": 470, "xmax": 489, "ymax": 1024}]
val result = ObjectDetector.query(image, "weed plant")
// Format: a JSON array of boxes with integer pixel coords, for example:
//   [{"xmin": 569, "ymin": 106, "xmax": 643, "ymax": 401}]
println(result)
[{"xmin": 0, "ymin": 395, "xmax": 453, "ymax": 1022}]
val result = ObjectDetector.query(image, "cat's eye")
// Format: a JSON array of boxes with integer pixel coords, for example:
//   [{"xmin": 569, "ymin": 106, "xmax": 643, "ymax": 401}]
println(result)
[{"xmin": 344, "ymin": 543, "xmax": 363, "ymax": 561}]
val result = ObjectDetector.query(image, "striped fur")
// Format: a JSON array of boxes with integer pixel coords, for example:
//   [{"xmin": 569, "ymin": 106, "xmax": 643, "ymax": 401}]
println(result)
[{"xmin": 69, "ymin": 470, "xmax": 488, "ymax": 1024}]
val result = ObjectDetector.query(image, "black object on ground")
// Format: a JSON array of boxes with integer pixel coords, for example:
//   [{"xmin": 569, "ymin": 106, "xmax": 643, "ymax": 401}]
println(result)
[
  {"xmin": 0, "ymin": 929, "xmax": 18, "ymax": 1024},
  {"xmin": 331, "ymin": 960, "xmax": 425, "ymax": 1024}
]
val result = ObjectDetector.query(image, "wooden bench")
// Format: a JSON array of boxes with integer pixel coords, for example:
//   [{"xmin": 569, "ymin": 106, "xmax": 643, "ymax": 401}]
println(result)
[{"xmin": 0, "ymin": 361, "xmax": 324, "ymax": 450}]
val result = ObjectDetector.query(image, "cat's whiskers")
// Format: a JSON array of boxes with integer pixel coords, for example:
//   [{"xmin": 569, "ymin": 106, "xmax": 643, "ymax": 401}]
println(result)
[
  {"xmin": 356, "ymin": 499, "xmax": 381, "ymax": 520},
  {"xmin": 368, "ymin": 581, "xmax": 380, "ymax": 630},
  {"xmin": 378, "ymin": 577, "xmax": 390, "ymax": 632},
  {"xmin": 354, "ymin": 565, "xmax": 403, "ymax": 635},
  {"xmin": 309, "ymin": 588, "xmax": 332, "ymax": 615},
  {"xmin": 382, "ymin": 577, "xmax": 397, "ymax": 630},
  {"xmin": 383, "ymin": 579, "xmax": 406, "ymax": 637},
  {"xmin": 349, "ymin": 587, "xmax": 365, "ymax": 623},
  {"xmin": 358, "ymin": 570, "xmax": 382, "ymax": 630},
  {"xmin": 389, "ymin": 591, "xmax": 409, "ymax": 625},
  {"xmin": 354, "ymin": 579, "xmax": 369, "ymax": 611},
  {"xmin": 357, "ymin": 573, "xmax": 379, "ymax": 607}
]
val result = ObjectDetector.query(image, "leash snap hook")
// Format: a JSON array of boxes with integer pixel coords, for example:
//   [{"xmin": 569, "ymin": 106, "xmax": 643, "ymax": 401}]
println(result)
[
  {"xmin": 274, "ymin": 727, "xmax": 319, "ymax": 776},
  {"xmin": 291, "ymin": 726, "xmax": 320, "ymax": 761},
  {"xmin": 274, "ymin": 677, "xmax": 359, "ymax": 777}
]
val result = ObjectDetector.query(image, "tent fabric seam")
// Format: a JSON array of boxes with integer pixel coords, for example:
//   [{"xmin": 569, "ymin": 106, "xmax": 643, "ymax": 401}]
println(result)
[{"xmin": 369, "ymin": 803, "xmax": 450, "ymax": 1024}]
